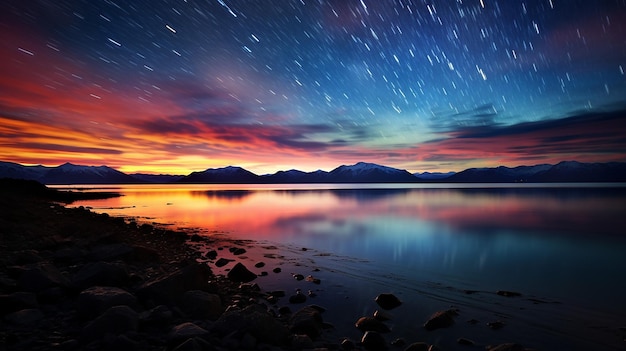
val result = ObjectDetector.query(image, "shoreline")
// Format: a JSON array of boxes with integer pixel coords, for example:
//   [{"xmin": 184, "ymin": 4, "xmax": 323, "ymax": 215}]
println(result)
[{"xmin": 1, "ymin": 180, "xmax": 624, "ymax": 350}]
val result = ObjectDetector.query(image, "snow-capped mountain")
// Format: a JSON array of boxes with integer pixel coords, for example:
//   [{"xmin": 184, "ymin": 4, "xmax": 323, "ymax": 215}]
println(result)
[
  {"xmin": 2, "ymin": 160, "xmax": 625, "ymax": 184},
  {"xmin": 43, "ymin": 162, "xmax": 139, "ymax": 184},
  {"xmin": 446, "ymin": 161, "xmax": 626, "ymax": 182},
  {"xmin": 261, "ymin": 169, "xmax": 329, "ymax": 183},
  {"xmin": 0, "ymin": 161, "xmax": 49, "ymax": 181},
  {"xmin": 326, "ymin": 162, "xmax": 417, "ymax": 183},
  {"xmin": 0, "ymin": 161, "xmax": 138, "ymax": 184},
  {"xmin": 179, "ymin": 166, "xmax": 260, "ymax": 183}
]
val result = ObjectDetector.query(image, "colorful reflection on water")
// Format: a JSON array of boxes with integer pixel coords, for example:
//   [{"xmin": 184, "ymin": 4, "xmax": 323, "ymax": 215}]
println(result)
[
  {"xmin": 66, "ymin": 184, "xmax": 626, "ymax": 349},
  {"xmin": 68, "ymin": 184, "xmax": 626, "ymax": 302}
]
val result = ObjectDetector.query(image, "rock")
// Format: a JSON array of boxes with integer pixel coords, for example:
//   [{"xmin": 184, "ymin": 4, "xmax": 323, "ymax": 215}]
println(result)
[
  {"xmin": 487, "ymin": 321, "xmax": 506, "ymax": 330},
  {"xmin": 17, "ymin": 263, "xmax": 69, "ymax": 292},
  {"xmin": 0, "ymin": 292, "xmax": 38, "ymax": 315},
  {"xmin": 391, "ymin": 338, "xmax": 406, "ymax": 347},
  {"xmin": 211, "ymin": 304, "xmax": 289, "ymax": 345},
  {"xmin": 361, "ymin": 331, "xmax": 387, "ymax": 350},
  {"xmin": 53, "ymin": 247, "xmax": 87, "ymax": 264},
  {"xmin": 232, "ymin": 248, "xmax": 247, "ymax": 255},
  {"xmin": 205, "ymin": 250, "xmax": 218, "ymax": 260},
  {"xmin": 215, "ymin": 258, "xmax": 232, "ymax": 267},
  {"xmin": 140, "ymin": 304, "xmax": 173, "ymax": 327},
  {"xmin": 278, "ymin": 306, "xmax": 292, "ymax": 316},
  {"xmin": 375, "ymin": 293, "xmax": 402, "ymax": 310},
  {"xmin": 423, "ymin": 309, "xmax": 458, "ymax": 331},
  {"xmin": 291, "ymin": 334, "xmax": 314, "ymax": 349},
  {"xmin": 305, "ymin": 275, "xmax": 321, "ymax": 284},
  {"xmin": 254, "ymin": 262, "xmax": 265, "ymax": 268},
  {"xmin": 227, "ymin": 262, "xmax": 257, "ymax": 283},
  {"xmin": 189, "ymin": 234, "xmax": 203, "ymax": 242},
  {"xmin": 137, "ymin": 262, "xmax": 213, "ymax": 304},
  {"xmin": 13, "ymin": 250, "xmax": 43, "ymax": 264},
  {"xmin": 90, "ymin": 243, "xmax": 134, "ymax": 261},
  {"xmin": 178, "ymin": 290, "xmax": 222, "ymax": 320},
  {"xmin": 4, "ymin": 308, "xmax": 44, "ymax": 325},
  {"xmin": 373, "ymin": 310, "xmax": 392, "ymax": 321},
  {"xmin": 102, "ymin": 334, "xmax": 139, "ymax": 350},
  {"xmin": 76, "ymin": 286, "xmax": 137, "ymax": 320},
  {"xmin": 81, "ymin": 305, "xmax": 138, "ymax": 342},
  {"xmin": 129, "ymin": 245, "xmax": 161, "ymax": 262},
  {"xmin": 272, "ymin": 267, "xmax": 282, "ymax": 273},
  {"xmin": 293, "ymin": 274, "xmax": 305, "ymax": 281},
  {"xmin": 355, "ymin": 316, "xmax": 391, "ymax": 333},
  {"xmin": 168, "ymin": 322, "xmax": 209, "ymax": 347},
  {"xmin": 172, "ymin": 337, "xmax": 212, "ymax": 351},
  {"xmin": 496, "ymin": 290, "xmax": 522, "ymax": 297},
  {"xmin": 289, "ymin": 291, "xmax": 307, "ymax": 304},
  {"xmin": 457, "ymin": 337, "xmax": 475, "ymax": 346},
  {"xmin": 71, "ymin": 261, "xmax": 130, "ymax": 290},
  {"xmin": 403, "ymin": 342, "xmax": 431, "ymax": 351},
  {"xmin": 341, "ymin": 338, "xmax": 356, "ymax": 350},
  {"xmin": 486, "ymin": 343, "xmax": 526, "ymax": 351},
  {"xmin": 289, "ymin": 305, "xmax": 325, "ymax": 338}
]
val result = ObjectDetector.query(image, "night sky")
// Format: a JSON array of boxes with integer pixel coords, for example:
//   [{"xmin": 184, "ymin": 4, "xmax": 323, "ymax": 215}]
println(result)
[{"xmin": 1, "ymin": 0, "xmax": 625, "ymax": 174}]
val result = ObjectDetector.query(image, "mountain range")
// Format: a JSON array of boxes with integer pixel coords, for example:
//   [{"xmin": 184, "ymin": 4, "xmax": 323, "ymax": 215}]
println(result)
[{"xmin": 1, "ymin": 160, "xmax": 625, "ymax": 184}]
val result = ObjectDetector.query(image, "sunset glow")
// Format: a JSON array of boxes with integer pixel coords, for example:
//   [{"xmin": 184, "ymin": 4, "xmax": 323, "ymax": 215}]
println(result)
[{"xmin": 1, "ymin": 1, "xmax": 625, "ymax": 174}]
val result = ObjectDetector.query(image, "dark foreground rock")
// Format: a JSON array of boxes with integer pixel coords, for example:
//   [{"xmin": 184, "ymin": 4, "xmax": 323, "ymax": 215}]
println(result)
[{"xmin": 0, "ymin": 181, "xmax": 324, "ymax": 350}]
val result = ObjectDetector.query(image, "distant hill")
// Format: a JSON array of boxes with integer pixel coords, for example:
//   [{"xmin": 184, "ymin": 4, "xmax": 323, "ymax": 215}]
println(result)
[
  {"xmin": 326, "ymin": 162, "xmax": 417, "ymax": 183},
  {"xmin": 130, "ymin": 173, "xmax": 185, "ymax": 183},
  {"xmin": 2, "ymin": 160, "xmax": 625, "ymax": 184},
  {"xmin": 261, "ymin": 169, "xmax": 329, "ymax": 183},
  {"xmin": 0, "ymin": 161, "xmax": 139, "ymax": 184},
  {"xmin": 179, "ymin": 166, "xmax": 260, "ymax": 183},
  {"xmin": 446, "ymin": 161, "xmax": 626, "ymax": 183},
  {"xmin": 414, "ymin": 171, "xmax": 456, "ymax": 180}
]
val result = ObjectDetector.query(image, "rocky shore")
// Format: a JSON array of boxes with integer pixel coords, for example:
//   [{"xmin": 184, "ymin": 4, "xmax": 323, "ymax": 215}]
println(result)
[{"xmin": 1, "ymin": 179, "xmax": 543, "ymax": 350}]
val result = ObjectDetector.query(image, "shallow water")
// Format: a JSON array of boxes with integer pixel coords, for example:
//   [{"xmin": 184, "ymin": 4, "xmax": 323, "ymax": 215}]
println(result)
[{"xmin": 62, "ymin": 183, "xmax": 626, "ymax": 349}]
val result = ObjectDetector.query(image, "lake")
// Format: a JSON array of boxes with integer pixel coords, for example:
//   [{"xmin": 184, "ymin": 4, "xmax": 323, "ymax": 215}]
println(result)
[{"xmin": 59, "ymin": 183, "xmax": 626, "ymax": 350}]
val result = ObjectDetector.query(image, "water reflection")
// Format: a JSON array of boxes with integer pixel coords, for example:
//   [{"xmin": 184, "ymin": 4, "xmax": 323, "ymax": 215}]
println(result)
[{"xmin": 71, "ymin": 184, "xmax": 626, "ymax": 310}]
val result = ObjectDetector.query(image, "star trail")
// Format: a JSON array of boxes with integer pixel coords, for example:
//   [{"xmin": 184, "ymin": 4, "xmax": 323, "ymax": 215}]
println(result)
[{"xmin": 1, "ymin": 0, "xmax": 625, "ymax": 174}]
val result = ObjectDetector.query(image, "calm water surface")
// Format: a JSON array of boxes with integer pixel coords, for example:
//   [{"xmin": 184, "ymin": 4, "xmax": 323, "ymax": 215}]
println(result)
[{"xmin": 62, "ymin": 183, "xmax": 626, "ymax": 349}]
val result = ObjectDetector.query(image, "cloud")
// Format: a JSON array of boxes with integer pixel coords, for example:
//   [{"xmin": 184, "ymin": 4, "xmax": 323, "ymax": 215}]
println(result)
[{"xmin": 414, "ymin": 108, "xmax": 626, "ymax": 165}]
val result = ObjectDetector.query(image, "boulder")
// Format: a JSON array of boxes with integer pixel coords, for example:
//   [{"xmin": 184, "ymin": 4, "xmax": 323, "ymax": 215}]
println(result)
[
  {"xmin": 361, "ymin": 331, "xmax": 386, "ymax": 350},
  {"xmin": 178, "ymin": 290, "xmax": 222, "ymax": 320},
  {"xmin": 403, "ymin": 342, "xmax": 431, "ymax": 351},
  {"xmin": 375, "ymin": 293, "xmax": 402, "ymax": 310},
  {"xmin": 423, "ymin": 309, "xmax": 458, "ymax": 331},
  {"xmin": 211, "ymin": 304, "xmax": 288, "ymax": 345},
  {"xmin": 226, "ymin": 262, "xmax": 257, "ymax": 283},
  {"xmin": 289, "ymin": 291, "xmax": 307, "ymax": 304},
  {"xmin": 496, "ymin": 290, "xmax": 522, "ymax": 297},
  {"xmin": 4, "ymin": 308, "xmax": 44, "ymax": 325},
  {"xmin": 172, "ymin": 337, "xmax": 212, "ymax": 351},
  {"xmin": 76, "ymin": 286, "xmax": 137, "ymax": 320},
  {"xmin": 355, "ymin": 316, "xmax": 391, "ymax": 333},
  {"xmin": 205, "ymin": 250, "xmax": 218, "ymax": 260},
  {"xmin": 215, "ymin": 258, "xmax": 232, "ymax": 267},
  {"xmin": 137, "ymin": 262, "xmax": 213, "ymax": 304},
  {"xmin": 289, "ymin": 305, "xmax": 325, "ymax": 338},
  {"xmin": 168, "ymin": 322, "xmax": 209, "ymax": 347},
  {"xmin": 140, "ymin": 304, "xmax": 174, "ymax": 327},
  {"xmin": 90, "ymin": 243, "xmax": 134, "ymax": 261},
  {"xmin": 81, "ymin": 305, "xmax": 138, "ymax": 342},
  {"xmin": 0, "ymin": 292, "xmax": 38, "ymax": 315},
  {"xmin": 486, "ymin": 344, "xmax": 526, "ymax": 351},
  {"xmin": 17, "ymin": 263, "xmax": 69, "ymax": 292},
  {"xmin": 71, "ymin": 261, "xmax": 130, "ymax": 290}
]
